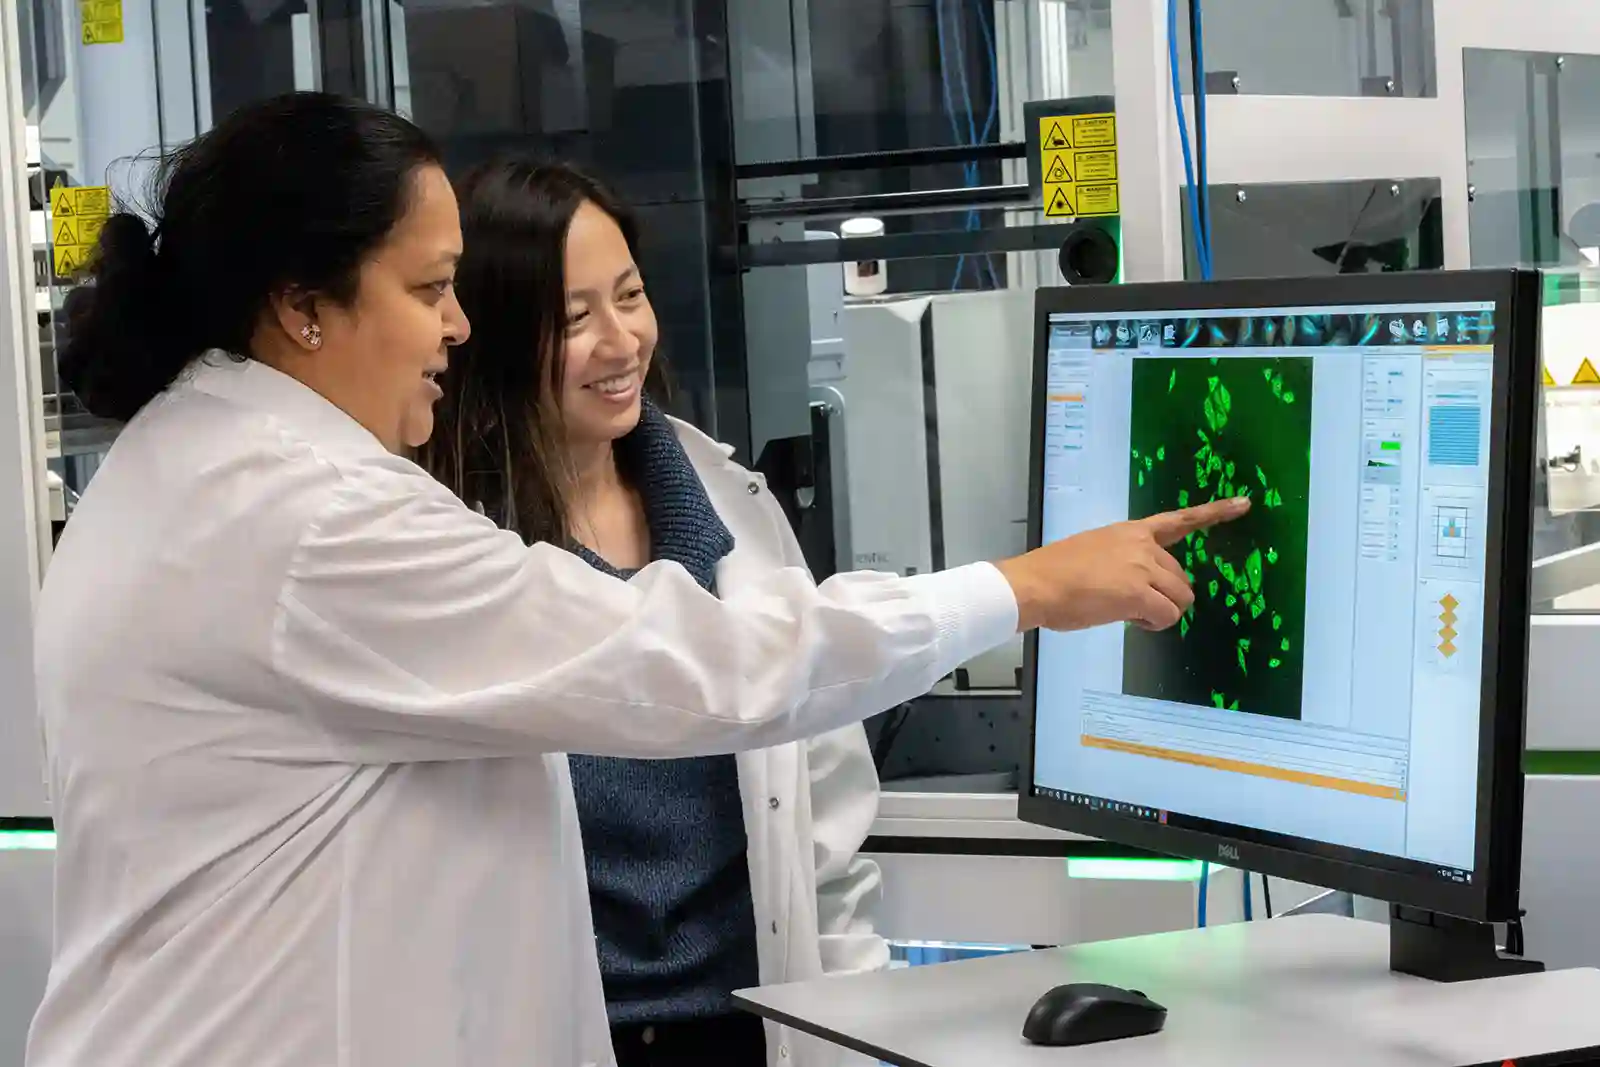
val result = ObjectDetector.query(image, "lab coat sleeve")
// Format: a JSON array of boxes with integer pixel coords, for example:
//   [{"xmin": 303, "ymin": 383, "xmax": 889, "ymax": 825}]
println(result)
[{"xmin": 270, "ymin": 466, "xmax": 1018, "ymax": 762}]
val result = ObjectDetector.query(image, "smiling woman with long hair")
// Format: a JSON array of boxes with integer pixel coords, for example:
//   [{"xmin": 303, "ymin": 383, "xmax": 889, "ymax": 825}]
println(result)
[{"xmin": 420, "ymin": 160, "xmax": 889, "ymax": 1067}]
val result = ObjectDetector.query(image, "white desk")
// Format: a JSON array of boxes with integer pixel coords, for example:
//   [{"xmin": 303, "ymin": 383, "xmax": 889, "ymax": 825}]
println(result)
[{"xmin": 736, "ymin": 915, "xmax": 1600, "ymax": 1066}]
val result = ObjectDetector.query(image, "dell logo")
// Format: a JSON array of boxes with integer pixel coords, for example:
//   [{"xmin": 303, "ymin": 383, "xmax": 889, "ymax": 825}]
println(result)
[{"xmin": 1217, "ymin": 844, "xmax": 1241, "ymax": 862}]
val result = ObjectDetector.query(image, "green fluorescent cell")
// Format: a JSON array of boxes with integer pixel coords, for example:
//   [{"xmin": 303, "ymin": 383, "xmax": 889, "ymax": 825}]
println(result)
[
  {"xmin": 1157, "ymin": 446, "xmax": 1166, "ymax": 462},
  {"xmin": 1250, "ymin": 600, "xmax": 1265, "ymax": 620},
  {"xmin": 1180, "ymin": 616, "xmax": 1190, "ymax": 638},
  {"xmin": 1256, "ymin": 464, "xmax": 1267, "ymax": 486},
  {"xmin": 1226, "ymin": 593, "xmax": 1237, "ymax": 607},
  {"xmin": 1269, "ymin": 657, "xmax": 1282, "ymax": 669},
  {"xmin": 1178, "ymin": 489, "xmax": 1189, "ymax": 507},
  {"xmin": 1208, "ymin": 579, "xmax": 1220, "ymax": 598},
  {"xmin": 1246, "ymin": 548, "xmax": 1263, "ymax": 593},
  {"xmin": 1168, "ymin": 369, "xmax": 1177, "ymax": 393},
  {"xmin": 1283, "ymin": 391, "xmax": 1295, "ymax": 404},
  {"xmin": 1231, "ymin": 612, "xmax": 1241, "ymax": 625},
  {"xmin": 1281, "ymin": 638, "xmax": 1291, "ymax": 652},
  {"xmin": 1272, "ymin": 613, "xmax": 1283, "ymax": 630},
  {"xmin": 1212, "ymin": 692, "xmax": 1226, "ymax": 708},
  {"xmin": 1267, "ymin": 546, "xmax": 1279, "ymax": 565},
  {"xmin": 1229, "ymin": 699, "xmax": 1240, "ymax": 711}
]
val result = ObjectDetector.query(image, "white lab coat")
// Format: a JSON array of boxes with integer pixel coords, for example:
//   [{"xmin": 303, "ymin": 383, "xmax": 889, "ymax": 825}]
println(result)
[
  {"xmin": 26, "ymin": 355, "xmax": 1017, "ymax": 1067},
  {"xmin": 675, "ymin": 422, "xmax": 888, "ymax": 1067}
]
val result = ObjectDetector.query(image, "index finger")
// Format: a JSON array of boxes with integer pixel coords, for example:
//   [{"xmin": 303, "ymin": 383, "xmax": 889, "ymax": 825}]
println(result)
[{"xmin": 1142, "ymin": 497, "xmax": 1251, "ymax": 547}]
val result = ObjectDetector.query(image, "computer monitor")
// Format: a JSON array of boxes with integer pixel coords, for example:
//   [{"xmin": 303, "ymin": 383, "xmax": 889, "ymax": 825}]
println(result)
[{"xmin": 1018, "ymin": 271, "xmax": 1541, "ymax": 950}]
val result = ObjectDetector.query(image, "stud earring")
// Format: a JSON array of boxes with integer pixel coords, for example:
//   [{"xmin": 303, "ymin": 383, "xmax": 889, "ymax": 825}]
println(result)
[{"xmin": 300, "ymin": 323, "xmax": 322, "ymax": 349}]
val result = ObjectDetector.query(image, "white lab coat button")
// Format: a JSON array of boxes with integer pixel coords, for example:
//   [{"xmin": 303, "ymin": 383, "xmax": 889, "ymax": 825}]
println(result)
[
  {"xmin": 779, "ymin": 1046, "xmax": 790, "ymax": 1059},
  {"xmin": 768, "ymin": 796, "xmax": 780, "ymax": 810},
  {"xmin": 747, "ymin": 481, "xmax": 760, "ymax": 495},
  {"xmin": 771, "ymin": 921, "xmax": 779, "ymax": 933}
]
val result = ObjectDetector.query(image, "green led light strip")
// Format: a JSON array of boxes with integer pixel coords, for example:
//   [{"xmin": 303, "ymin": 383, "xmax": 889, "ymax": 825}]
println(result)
[
  {"xmin": 1067, "ymin": 858, "xmax": 1203, "ymax": 881},
  {"xmin": 0, "ymin": 831, "xmax": 54, "ymax": 851}
]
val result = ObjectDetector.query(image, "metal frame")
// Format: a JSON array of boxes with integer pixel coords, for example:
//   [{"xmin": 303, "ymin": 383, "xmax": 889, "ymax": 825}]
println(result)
[
  {"xmin": 0, "ymin": 0, "xmax": 51, "ymax": 816},
  {"xmin": 1017, "ymin": 269, "xmax": 1542, "ymax": 924}
]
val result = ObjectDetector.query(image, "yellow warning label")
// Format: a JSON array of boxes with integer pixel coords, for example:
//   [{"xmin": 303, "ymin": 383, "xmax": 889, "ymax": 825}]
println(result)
[
  {"xmin": 1036, "ymin": 112, "xmax": 1120, "ymax": 220},
  {"xmin": 1573, "ymin": 357, "xmax": 1600, "ymax": 386},
  {"xmin": 1044, "ymin": 185, "xmax": 1076, "ymax": 217},
  {"xmin": 1043, "ymin": 150, "xmax": 1073, "ymax": 184},
  {"xmin": 1076, "ymin": 183, "xmax": 1121, "ymax": 216},
  {"xmin": 1073, "ymin": 149, "xmax": 1119, "ymax": 183},
  {"xmin": 1072, "ymin": 114, "xmax": 1117, "ymax": 148},
  {"xmin": 1544, "ymin": 366, "xmax": 1557, "ymax": 387},
  {"xmin": 50, "ymin": 183, "xmax": 112, "ymax": 278},
  {"xmin": 80, "ymin": 0, "xmax": 124, "ymax": 45}
]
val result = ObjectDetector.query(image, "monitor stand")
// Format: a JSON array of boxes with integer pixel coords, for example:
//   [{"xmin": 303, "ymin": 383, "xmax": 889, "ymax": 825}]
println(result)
[{"xmin": 1389, "ymin": 904, "xmax": 1544, "ymax": 982}]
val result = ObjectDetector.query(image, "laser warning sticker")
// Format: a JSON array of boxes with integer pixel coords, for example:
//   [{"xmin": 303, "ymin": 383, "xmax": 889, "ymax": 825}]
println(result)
[
  {"xmin": 50, "ymin": 182, "xmax": 112, "ymax": 277},
  {"xmin": 1037, "ymin": 112, "xmax": 1120, "ymax": 219}
]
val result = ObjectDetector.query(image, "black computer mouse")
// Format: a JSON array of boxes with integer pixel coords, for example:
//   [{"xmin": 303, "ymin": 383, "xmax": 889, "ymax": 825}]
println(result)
[{"xmin": 1021, "ymin": 982, "xmax": 1168, "ymax": 1047}]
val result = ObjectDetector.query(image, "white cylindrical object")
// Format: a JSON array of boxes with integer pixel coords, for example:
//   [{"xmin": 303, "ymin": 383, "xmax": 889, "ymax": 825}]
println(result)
[{"xmin": 840, "ymin": 216, "xmax": 887, "ymax": 296}]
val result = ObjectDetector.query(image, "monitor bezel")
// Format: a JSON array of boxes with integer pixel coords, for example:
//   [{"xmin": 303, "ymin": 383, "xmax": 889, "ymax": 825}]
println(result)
[{"xmin": 1017, "ymin": 269, "xmax": 1540, "ymax": 923}]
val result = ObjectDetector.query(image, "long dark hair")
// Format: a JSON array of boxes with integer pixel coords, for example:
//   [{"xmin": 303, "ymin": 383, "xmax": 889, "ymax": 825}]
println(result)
[
  {"xmin": 59, "ymin": 93, "xmax": 440, "ymax": 422},
  {"xmin": 420, "ymin": 160, "xmax": 669, "ymax": 545}
]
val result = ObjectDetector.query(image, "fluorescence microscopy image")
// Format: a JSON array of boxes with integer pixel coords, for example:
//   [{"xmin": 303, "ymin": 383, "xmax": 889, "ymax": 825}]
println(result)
[{"xmin": 1122, "ymin": 356, "xmax": 1313, "ymax": 720}]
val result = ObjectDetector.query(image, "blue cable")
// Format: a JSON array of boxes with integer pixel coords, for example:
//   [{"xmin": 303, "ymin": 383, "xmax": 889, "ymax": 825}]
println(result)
[
  {"xmin": 970, "ymin": 0, "xmax": 1001, "ymax": 288},
  {"xmin": 948, "ymin": 0, "xmax": 981, "ymax": 289},
  {"xmin": 932, "ymin": 0, "xmax": 970, "ymax": 289},
  {"xmin": 1171, "ymin": 0, "xmax": 1216, "ymax": 932},
  {"xmin": 1167, "ymin": 0, "xmax": 1210, "ymax": 280},
  {"xmin": 1192, "ymin": 0, "xmax": 1212, "ymax": 260},
  {"xmin": 1242, "ymin": 871, "xmax": 1254, "ymax": 921}
]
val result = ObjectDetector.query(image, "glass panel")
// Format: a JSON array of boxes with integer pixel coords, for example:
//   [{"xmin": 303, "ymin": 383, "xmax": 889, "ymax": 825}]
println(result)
[
  {"xmin": 388, "ymin": 0, "xmax": 735, "ymax": 441},
  {"xmin": 1535, "ymin": 271, "xmax": 1600, "ymax": 613},
  {"xmin": 1181, "ymin": 179, "xmax": 1444, "ymax": 281},
  {"xmin": 1463, "ymin": 50, "xmax": 1571, "ymax": 268},
  {"xmin": 1464, "ymin": 53, "xmax": 1600, "ymax": 613},
  {"xmin": 1174, "ymin": 0, "xmax": 1436, "ymax": 98}
]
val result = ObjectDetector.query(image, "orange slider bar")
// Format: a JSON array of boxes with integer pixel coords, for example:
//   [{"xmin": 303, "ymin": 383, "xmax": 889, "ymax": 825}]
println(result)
[{"xmin": 1081, "ymin": 735, "xmax": 1405, "ymax": 801}]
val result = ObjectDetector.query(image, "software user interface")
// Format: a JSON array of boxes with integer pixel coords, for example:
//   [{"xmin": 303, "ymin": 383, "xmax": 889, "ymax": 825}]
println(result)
[{"xmin": 1032, "ymin": 302, "xmax": 1496, "ymax": 880}]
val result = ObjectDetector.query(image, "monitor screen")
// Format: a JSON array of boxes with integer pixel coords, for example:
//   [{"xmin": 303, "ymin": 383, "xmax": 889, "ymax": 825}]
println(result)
[{"xmin": 1026, "ymin": 289, "xmax": 1525, "ymax": 900}]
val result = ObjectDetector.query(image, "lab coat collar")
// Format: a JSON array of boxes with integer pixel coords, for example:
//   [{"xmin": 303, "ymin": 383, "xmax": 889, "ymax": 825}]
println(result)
[{"xmin": 181, "ymin": 352, "xmax": 391, "ymax": 460}]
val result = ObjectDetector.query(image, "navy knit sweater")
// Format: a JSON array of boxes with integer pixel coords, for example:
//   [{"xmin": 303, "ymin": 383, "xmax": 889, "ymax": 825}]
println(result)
[{"xmin": 566, "ymin": 401, "xmax": 761, "ymax": 1026}]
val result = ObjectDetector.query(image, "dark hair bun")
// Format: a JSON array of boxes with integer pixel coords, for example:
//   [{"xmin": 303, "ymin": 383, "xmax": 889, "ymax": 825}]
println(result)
[
  {"xmin": 55, "ymin": 92, "xmax": 440, "ymax": 424},
  {"xmin": 56, "ymin": 212, "xmax": 173, "ymax": 423}
]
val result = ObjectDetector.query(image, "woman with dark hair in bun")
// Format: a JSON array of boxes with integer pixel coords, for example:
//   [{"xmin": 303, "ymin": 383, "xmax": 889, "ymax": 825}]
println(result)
[{"xmin": 28, "ymin": 93, "xmax": 1243, "ymax": 1067}]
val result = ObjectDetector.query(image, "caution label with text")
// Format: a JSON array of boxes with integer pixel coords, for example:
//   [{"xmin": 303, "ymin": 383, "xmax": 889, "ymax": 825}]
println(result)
[
  {"xmin": 80, "ymin": 0, "xmax": 124, "ymax": 44},
  {"xmin": 1037, "ymin": 112, "xmax": 1120, "ymax": 218},
  {"xmin": 51, "ymin": 183, "xmax": 113, "ymax": 277}
]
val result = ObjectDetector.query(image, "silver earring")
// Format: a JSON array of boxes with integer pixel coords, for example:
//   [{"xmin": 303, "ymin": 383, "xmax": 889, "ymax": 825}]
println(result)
[{"xmin": 300, "ymin": 323, "xmax": 322, "ymax": 348}]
